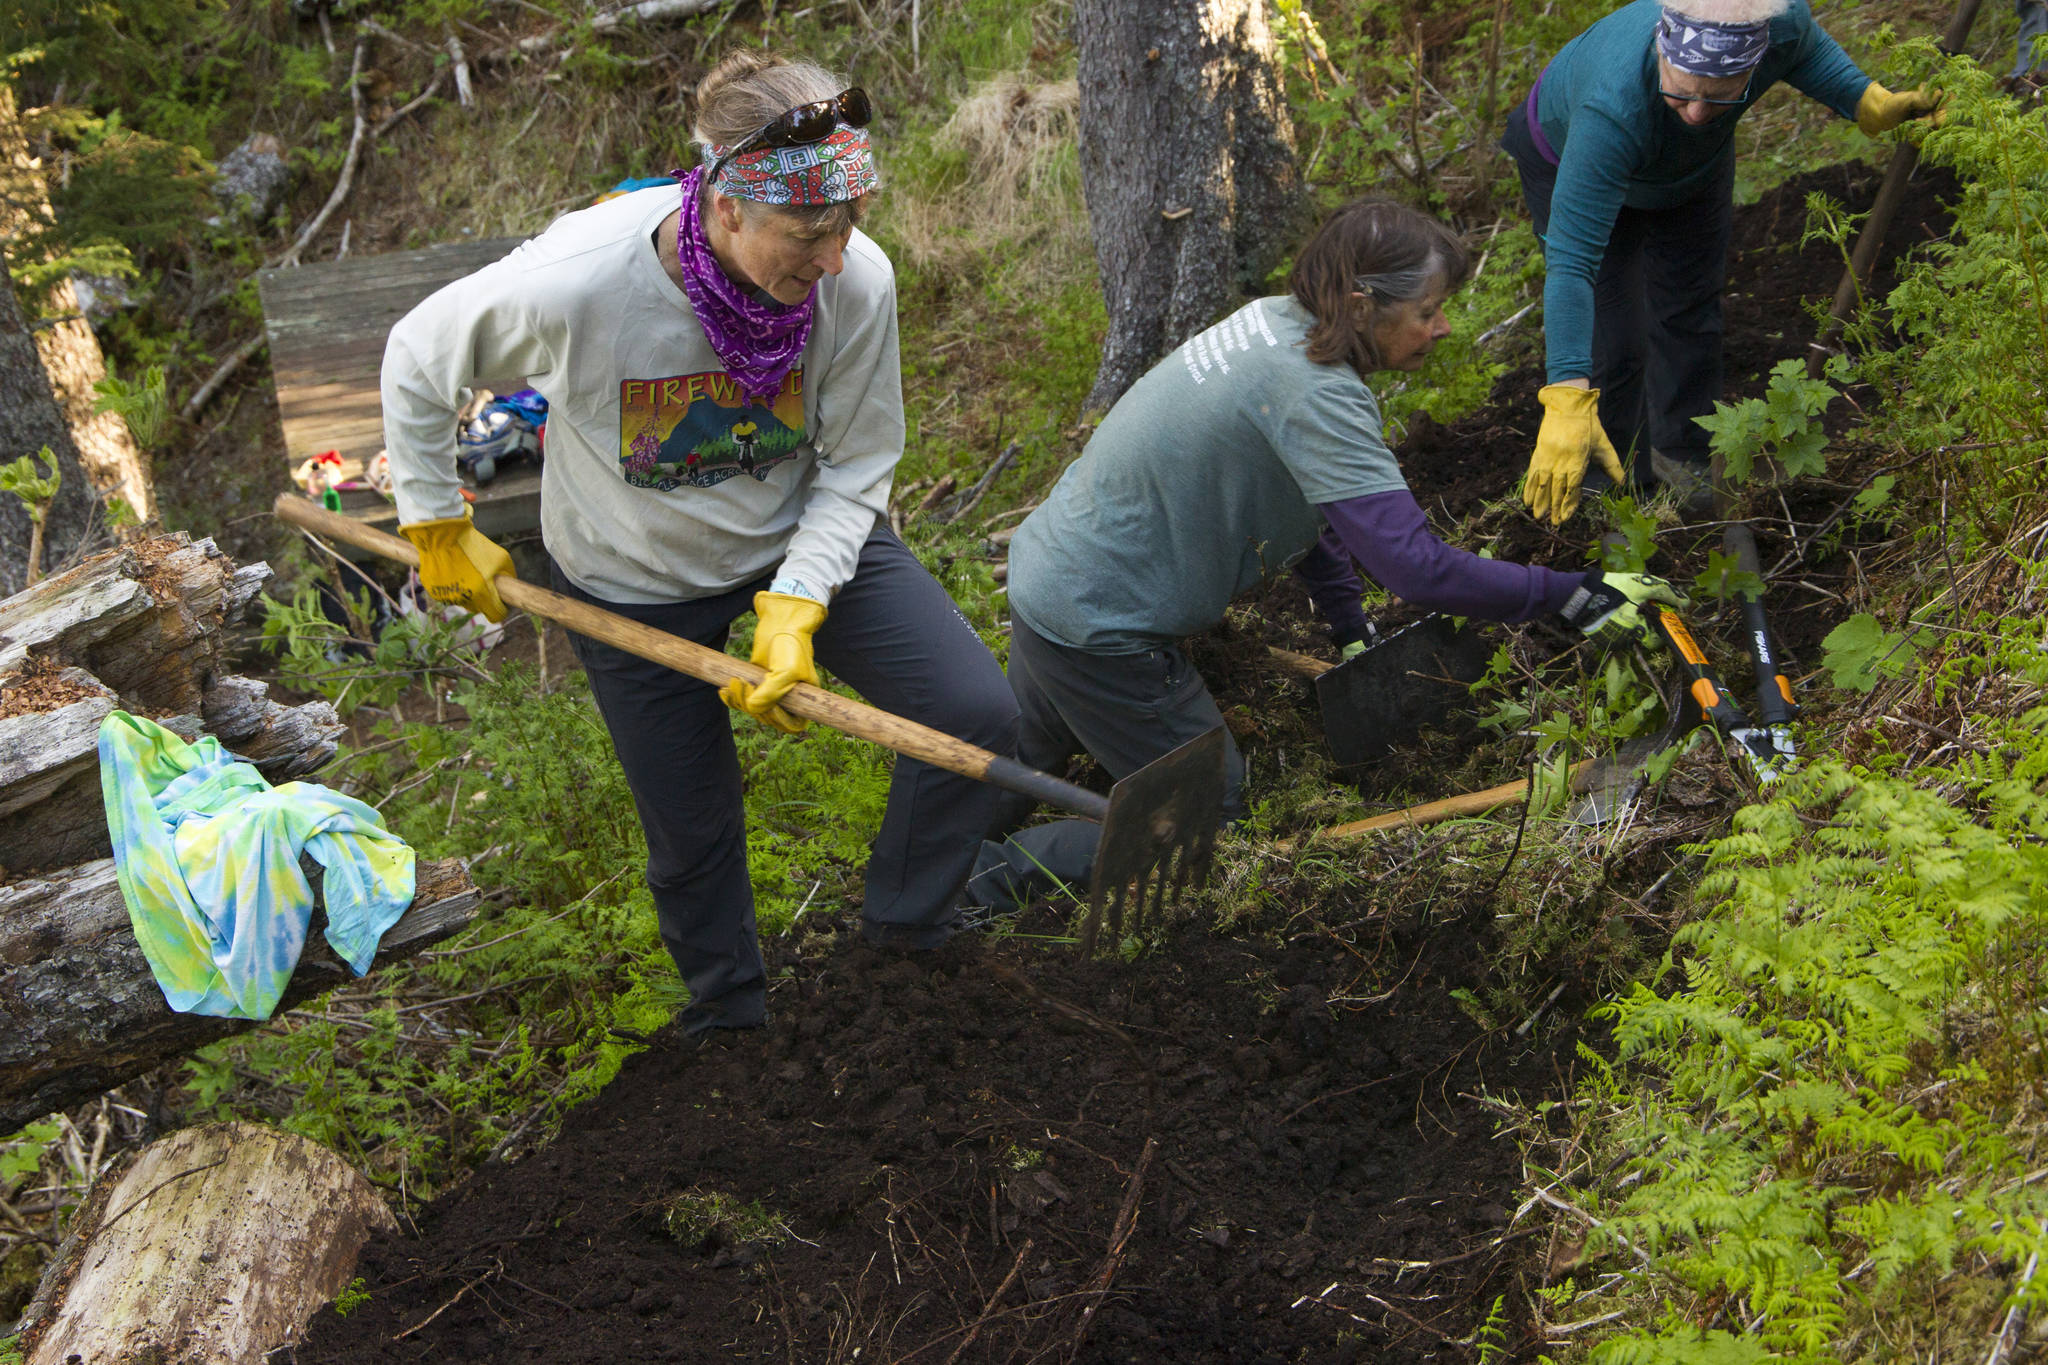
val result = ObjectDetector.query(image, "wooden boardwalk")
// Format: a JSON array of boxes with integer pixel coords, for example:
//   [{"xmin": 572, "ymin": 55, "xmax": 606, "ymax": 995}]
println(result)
[{"xmin": 256, "ymin": 237, "xmax": 543, "ymax": 539}]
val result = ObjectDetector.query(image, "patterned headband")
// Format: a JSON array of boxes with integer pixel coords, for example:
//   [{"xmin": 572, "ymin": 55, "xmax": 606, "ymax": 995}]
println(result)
[
  {"xmin": 1656, "ymin": 9, "xmax": 1771, "ymax": 78},
  {"xmin": 702, "ymin": 124, "xmax": 879, "ymax": 207}
]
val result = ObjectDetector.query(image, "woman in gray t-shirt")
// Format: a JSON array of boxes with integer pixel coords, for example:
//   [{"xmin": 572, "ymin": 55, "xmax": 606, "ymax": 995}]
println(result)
[{"xmin": 999, "ymin": 198, "xmax": 1679, "ymax": 828}]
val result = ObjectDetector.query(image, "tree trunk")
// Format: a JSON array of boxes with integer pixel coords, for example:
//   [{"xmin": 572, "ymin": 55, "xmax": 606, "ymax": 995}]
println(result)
[
  {"xmin": 1074, "ymin": 0, "xmax": 1308, "ymax": 413},
  {"xmin": 0, "ymin": 260, "xmax": 101, "ymax": 598},
  {"xmin": 0, "ymin": 855, "xmax": 481, "ymax": 1134},
  {"xmin": 19, "ymin": 1121, "xmax": 398, "ymax": 1365},
  {"xmin": 0, "ymin": 86, "xmax": 110, "ymax": 595}
]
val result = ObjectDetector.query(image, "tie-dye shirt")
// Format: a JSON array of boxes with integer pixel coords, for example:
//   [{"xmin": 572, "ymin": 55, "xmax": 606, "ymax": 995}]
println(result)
[{"xmin": 98, "ymin": 711, "xmax": 415, "ymax": 1020}]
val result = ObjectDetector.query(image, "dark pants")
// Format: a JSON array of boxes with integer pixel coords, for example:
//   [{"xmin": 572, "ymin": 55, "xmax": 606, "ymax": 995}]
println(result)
[
  {"xmin": 1502, "ymin": 102, "xmax": 1734, "ymax": 480},
  {"xmin": 557, "ymin": 526, "xmax": 1019, "ymax": 1032},
  {"xmin": 990, "ymin": 617, "xmax": 1245, "ymax": 837}
]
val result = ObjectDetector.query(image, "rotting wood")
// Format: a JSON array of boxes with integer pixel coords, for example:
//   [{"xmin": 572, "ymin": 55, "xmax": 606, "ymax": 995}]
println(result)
[
  {"xmin": 0, "ymin": 534, "xmax": 336, "ymax": 871},
  {"xmin": 0, "ymin": 529, "xmax": 479, "ymax": 1131},
  {"xmin": 0, "ymin": 855, "xmax": 481, "ymax": 1134},
  {"xmin": 18, "ymin": 1121, "xmax": 398, "ymax": 1365}
]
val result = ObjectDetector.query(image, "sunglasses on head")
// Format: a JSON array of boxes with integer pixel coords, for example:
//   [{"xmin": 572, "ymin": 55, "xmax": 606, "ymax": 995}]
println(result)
[{"xmin": 708, "ymin": 87, "xmax": 873, "ymax": 183}]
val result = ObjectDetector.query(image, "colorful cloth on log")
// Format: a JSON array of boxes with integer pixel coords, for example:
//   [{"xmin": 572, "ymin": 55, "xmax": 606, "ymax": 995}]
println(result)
[{"xmin": 97, "ymin": 711, "xmax": 416, "ymax": 1020}]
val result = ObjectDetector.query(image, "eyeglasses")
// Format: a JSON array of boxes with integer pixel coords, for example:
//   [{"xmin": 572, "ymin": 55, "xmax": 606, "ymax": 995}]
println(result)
[
  {"xmin": 1657, "ymin": 67, "xmax": 1755, "ymax": 108},
  {"xmin": 707, "ymin": 87, "xmax": 873, "ymax": 183}
]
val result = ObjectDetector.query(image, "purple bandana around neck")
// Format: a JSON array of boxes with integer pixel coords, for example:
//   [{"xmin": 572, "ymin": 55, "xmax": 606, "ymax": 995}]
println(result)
[
  {"xmin": 672, "ymin": 165, "xmax": 814, "ymax": 405},
  {"xmin": 1656, "ymin": 9, "xmax": 1771, "ymax": 78}
]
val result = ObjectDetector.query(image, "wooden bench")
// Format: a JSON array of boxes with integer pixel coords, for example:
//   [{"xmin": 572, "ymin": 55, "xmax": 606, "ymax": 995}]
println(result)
[{"xmin": 256, "ymin": 237, "xmax": 542, "ymax": 544}]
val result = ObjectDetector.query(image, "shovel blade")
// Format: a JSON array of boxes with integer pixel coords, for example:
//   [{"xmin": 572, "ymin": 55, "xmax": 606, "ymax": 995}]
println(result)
[
  {"xmin": 1081, "ymin": 726, "xmax": 1228, "ymax": 955},
  {"xmin": 1316, "ymin": 616, "xmax": 1494, "ymax": 767}
]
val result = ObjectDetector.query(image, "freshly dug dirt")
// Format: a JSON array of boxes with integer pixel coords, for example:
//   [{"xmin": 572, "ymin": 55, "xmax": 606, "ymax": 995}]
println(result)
[
  {"xmin": 290, "ymin": 160, "xmax": 1958, "ymax": 1365},
  {"xmin": 297, "ymin": 908, "xmax": 1559, "ymax": 1364}
]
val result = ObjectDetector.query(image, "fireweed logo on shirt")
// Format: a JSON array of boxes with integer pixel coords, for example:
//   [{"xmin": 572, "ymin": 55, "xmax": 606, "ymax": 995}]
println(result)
[{"xmin": 618, "ymin": 369, "xmax": 806, "ymax": 490}]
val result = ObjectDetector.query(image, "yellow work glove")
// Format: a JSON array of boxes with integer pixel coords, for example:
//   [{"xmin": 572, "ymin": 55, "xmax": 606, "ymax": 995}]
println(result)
[
  {"xmin": 1524, "ymin": 384, "xmax": 1627, "ymax": 526},
  {"xmin": 720, "ymin": 591, "xmax": 826, "ymax": 734},
  {"xmin": 400, "ymin": 508, "xmax": 514, "ymax": 622},
  {"xmin": 1856, "ymin": 82, "xmax": 1943, "ymax": 135}
]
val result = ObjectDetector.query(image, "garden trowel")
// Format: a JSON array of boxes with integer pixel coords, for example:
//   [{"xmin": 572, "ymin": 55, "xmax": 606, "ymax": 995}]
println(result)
[{"xmin": 1268, "ymin": 614, "xmax": 1495, "ymax": 766}]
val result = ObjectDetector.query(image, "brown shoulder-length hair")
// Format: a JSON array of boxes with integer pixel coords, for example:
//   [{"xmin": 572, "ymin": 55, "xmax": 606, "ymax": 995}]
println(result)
[{"xmin": 1289, "ymin": 198, "xmax": 1472, "ymax": 376}]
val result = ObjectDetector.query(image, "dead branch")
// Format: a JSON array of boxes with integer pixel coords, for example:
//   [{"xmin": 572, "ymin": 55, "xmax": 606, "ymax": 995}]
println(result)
[
  {"xmin": 1067, "ymin": 1137, "xmax": 1157, "ymax": 1355},
  {"xmin": 276, "ymin": 40, "xmax": 367, "ymax": 268},
  {"xmin": 940, "ymin": 1237, "xmax": 1032, "ymax": 1365},
  {"xmin": 939, "ymin": 441, "xmax": 1021, "ymax": 524},
  {"xmin": 444, "ymin": 24, "xmax": 475, "ymax": 107},
  {"xmin": 179, "ymin": 333, "xmax": 266, "ymax": 422}
]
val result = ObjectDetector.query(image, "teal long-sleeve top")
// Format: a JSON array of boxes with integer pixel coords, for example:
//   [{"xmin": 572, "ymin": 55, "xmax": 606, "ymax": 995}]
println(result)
[{"xmin": 1533, "ymin": 0, "xmax": 1872, "ymax": 382}]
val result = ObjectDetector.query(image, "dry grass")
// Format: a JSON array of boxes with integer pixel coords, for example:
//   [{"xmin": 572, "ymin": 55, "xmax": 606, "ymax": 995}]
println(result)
[{"xmin": 884, "ymin": 71, "xmax": 1086, "ymax": 274}]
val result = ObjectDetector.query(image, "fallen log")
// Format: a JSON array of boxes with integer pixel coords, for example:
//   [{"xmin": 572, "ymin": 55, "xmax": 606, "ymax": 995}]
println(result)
[
  {"xmin": 0, "ymin": 532, "xmax": 338, "ymax": 873},
  {"xmin": 0, "ymin": 530, "xmax": 482, "ymax": 1134},
  {"xmin": 17, "ymin": 1120, "xmax": 397, "ymax": 1365},
  {"xmin": 0, "ymin": 855, "xmax": 481, "ymax": 1134}
]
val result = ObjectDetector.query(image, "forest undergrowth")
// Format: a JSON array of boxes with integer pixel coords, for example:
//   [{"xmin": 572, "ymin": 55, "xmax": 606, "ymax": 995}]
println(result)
[{"xmin": 4, "ymin": 1, "xmax": 2048, "ymax": 1360}]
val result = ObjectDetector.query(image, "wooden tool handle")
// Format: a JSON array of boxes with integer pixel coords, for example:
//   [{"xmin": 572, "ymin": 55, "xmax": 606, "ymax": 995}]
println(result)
[
  {"xmin": 274, "ymin": 495, "xmax": 1108, "ymax": 820},
  {"xmin": 1266, "ymin": 645, "xmax": 1334, "ymax": 679},
  {"xmin": 1275, "ymin": 759, "xmax": 1597, "ymax": 852}
]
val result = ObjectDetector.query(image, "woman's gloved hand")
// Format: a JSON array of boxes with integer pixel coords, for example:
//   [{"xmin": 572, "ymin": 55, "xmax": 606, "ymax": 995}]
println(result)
[
  {"xmin": 1525, "ymin": 384, "xmax": 1627, "ymax": 526},
  {"xmin": 1558, "ymin": 570, "xmax": 1688, "ymax": 649},
  {"xmin": 720, "ymin": 591, "xmax": 827, "ymax": 733},
  {"xmin": 400, "ymin": 509, "xmax": 515, "ymax": 622},
  {"xmin": 1857, "ymin": 82, "xmax": 1943, "ymax": 135}
]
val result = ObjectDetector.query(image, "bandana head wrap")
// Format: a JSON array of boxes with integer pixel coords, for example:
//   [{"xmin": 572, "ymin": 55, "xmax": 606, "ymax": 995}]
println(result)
[
  {"xmin": 671, "ymin": 166, "xmax": 813, "ymax": 405},
  {"xmin": 703, "ymin": 124, "xmax": 879, "ymax": 207},
  {"xmin": 1656, "ymin": 9, "xmax": 1772, "ymax": 78}
]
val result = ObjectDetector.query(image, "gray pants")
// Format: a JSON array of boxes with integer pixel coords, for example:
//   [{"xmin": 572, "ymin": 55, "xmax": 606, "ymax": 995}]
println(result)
[
  {"xmin": 557, "ymin": 526, "xmax": 1019, "ymax": 1032},
  {"xmin": 991, "ymin": 617, "xmax": 1245, "ymax": 836}
]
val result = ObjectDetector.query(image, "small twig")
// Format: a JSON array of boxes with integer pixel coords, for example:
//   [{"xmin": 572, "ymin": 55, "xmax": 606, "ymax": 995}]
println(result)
[
  {"xmin": 393, "ymin": 1264, "xmax": 501, "ymax": 1341},
  {"xmin": 180, "ymin": 333, "xmax": 266, "ymax": 422},
  {"xmin": 939, "ymin": 441, "xmax": 1021, "ymax": 524},
  {"xmin": 356, "ymin": 18, "xmax": 433, "ymax": 54},
  {"xmin": 941, "ymin": 1237, "xmax": 1031, "ymax": 1365},
  {"xmin": 1515, "ymin": 981, "xmax": 1568, "ymax": 1039},
  {"xmin": 1475, "ymin": 301, "xmax": 1536, "ymax": 347},
  {"xmin": 1068, "ymin": 1138, "xmax": 1157, "ymax": 1354},
  {"xmin": 1279, "ymin": 1069, "xmax": 1416, "ymax": 1124},
  {"xmin": 444, "ymin": 24, "xmax": 475, "ymax": 107},
  {"xmin": 374, "ymin": 68, "xmax": 450, "ymax": 138},
  {"xmin": 97, "ymin": 1157, "xmax": 230, "ymax": 1234}
]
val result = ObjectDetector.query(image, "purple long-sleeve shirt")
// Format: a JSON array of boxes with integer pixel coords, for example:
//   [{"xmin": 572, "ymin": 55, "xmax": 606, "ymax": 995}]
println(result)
[{"xmin": 1293, "ymin": 490, "xmax": 1582, "ymax": 642}]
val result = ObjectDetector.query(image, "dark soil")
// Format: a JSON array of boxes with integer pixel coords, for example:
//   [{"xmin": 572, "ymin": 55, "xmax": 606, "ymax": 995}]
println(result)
[
  {"xmin": 296, "ymin": 911, "xmax": 1559, "ymax": 1365},
  {"xmin": 290, "ymin": 160, "xmax": 1959, "ymax": 1365}
]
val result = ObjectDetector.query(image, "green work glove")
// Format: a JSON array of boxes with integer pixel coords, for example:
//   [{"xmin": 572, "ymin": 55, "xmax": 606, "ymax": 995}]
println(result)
[
  {"xmin": 1524, "ymin": 384, "xmax": 1627, "ymax": 526},
  {"xmin": 400, "ymin": 508, "xmax": 514, "ymax": 622},
  {"xmin": 720, "ymin": 591, "xmax": 826, "ymax": 734},
  {"xmin": 1558, "ymin": 570, "xmax": 1688, "ymax": 650},
  {"xmin": 1856, "ymin": 82, "xmax": 1943, "ymax": 135},
  {"xmin": 1339, "ymin": 639, "xmax": 1368, "ymax": 662}
]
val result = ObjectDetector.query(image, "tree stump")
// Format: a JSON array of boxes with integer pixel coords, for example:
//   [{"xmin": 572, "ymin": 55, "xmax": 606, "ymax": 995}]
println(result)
[{"xmin": 17, "ymin": 1121, "xmax": 398, "ymax": 1365}]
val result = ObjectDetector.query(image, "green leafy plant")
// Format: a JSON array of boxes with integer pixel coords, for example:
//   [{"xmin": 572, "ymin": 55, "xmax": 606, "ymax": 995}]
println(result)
[
  {"xmin": 93, "ymin": 365, "xmax": 170, "ymax": 451},
  {"xmin": 1694, "ymin": 358, "xmax": 1846, "ymax": 485},
  {"xmin": 0, "ymin": 447, "xmax": 62, "ymax": 584},
  {"xmin": 332, "ymin": 1276, "xmax": 371, "ymax": 1317},
  {"xmin": 1820, "ymin": 612, "xmax": 1918, "ymax": 693}
]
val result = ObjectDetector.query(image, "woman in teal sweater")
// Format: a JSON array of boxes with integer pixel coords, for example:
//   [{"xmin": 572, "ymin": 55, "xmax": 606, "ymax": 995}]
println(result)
[{"xmin": 1503, "ymin": 0, "xmax": 1939, "ymax": 523}]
